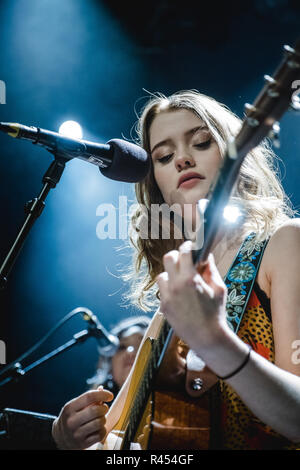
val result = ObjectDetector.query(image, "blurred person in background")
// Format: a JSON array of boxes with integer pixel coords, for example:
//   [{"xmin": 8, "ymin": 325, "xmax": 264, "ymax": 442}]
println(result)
[{"xmin": 0, "ymin": 315, "xmax": 151, "ymax": 449}]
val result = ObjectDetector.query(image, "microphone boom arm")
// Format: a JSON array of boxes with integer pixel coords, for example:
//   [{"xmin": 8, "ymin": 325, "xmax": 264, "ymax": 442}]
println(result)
[{"xmin": 0, "ymin": 327, "xmax": 98, "ymax": 389}]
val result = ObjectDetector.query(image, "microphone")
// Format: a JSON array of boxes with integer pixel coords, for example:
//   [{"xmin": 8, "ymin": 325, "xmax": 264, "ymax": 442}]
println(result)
[
  {"xmin": 0, "ymin": 122, "xmax": 150, "ymax": 183},
  {"xmin": 76, "ymin": 307, "xmax": 120, "ymax": 357}
]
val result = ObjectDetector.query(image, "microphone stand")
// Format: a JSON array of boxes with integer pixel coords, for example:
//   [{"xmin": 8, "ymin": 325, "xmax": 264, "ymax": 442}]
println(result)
[
  {"xmin": 0, "ymin": 154, "xmax": 70, "ymax": 290},
  {"xmin": 0, "ymin": 326, "xmax": 98, "ymax": 388}
]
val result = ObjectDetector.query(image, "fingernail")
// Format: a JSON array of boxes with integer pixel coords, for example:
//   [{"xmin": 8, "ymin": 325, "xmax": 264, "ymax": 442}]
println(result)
[{"xmin": 180, "ymin": 240, "xmax": 193, "ymax": 252}]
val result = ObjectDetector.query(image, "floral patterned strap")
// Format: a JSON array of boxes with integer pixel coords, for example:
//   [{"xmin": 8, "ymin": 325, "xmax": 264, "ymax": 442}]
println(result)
[{"xmin": 224, "ymin": 233, "xmax": 269, "ymax": 333}]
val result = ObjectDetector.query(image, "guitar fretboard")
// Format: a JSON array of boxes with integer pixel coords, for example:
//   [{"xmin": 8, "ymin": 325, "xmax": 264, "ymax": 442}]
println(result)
[{"xmin": 121, "ymin": 319, "xmax": 172, "ymax": 449}]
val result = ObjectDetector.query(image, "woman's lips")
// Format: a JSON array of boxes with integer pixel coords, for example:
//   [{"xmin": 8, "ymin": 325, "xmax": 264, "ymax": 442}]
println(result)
[
  {"xmin": 177, "ymin": 172, "xmax": 205, "ymax": 188},
  {"xmin": 179, "ymin": 177, "xmax": 204, "ymax": 188}
]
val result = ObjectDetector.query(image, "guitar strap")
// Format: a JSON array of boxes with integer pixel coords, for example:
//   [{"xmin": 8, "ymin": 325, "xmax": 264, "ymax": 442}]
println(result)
[
  {"xmin": 185, "ymin": 233, "xmax": 269, "ymax": 408},
  {"xmin": 223, "ymin": 232, "xmax": 269, "ymax": 333},
  {"xmin": 209, "ymin": 231, "xmax": 269, "ymax": 449},
  {"xmin": 185, "ymin": 232, "xmax": 269, "ymax": 394}
]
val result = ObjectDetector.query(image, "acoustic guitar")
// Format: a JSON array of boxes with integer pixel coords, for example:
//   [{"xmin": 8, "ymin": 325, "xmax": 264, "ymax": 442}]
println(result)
[{"xmin": 103, "ymin": 39, "xmax": 300, "ymax": 450}]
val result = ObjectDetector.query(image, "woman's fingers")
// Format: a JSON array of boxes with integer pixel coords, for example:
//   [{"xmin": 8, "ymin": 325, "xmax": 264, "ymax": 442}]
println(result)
[
  {"xmin": 52, "ymin": 388, "xmax": 113, "ymax": 449},
  {"xmin": 163, "ymin": 242, "xmax": 195, "ymax": 280},
  {"xmin": 201, "ymin": 253, "xmax": 227, "ymax": 298},
  {"xmin": 65, "ymin": 402, "xmax": 109, "ymax": 430},
  {"xmin": 159, "ymin": 242, "xmax": 199, "ymax": 298},
  {"xmin": 160, "ymin": 244, "xmax": 226, "ymax": 300},
  {"xmin": 72, "ymin": 415, "xmax": 107, "ymax": 447},
  {"xmin": 66, "ymin": 388, "xmax": 113, "ymax": 413},
  {"xmin": 156, "ymin": 271, "xmax": 168, "ymax": 291},
  {"xmin": 84, "ymin": 431, "xmax": 105, "ymax": 449},
  {"xmin": 158, "ymin": 245, "xmax": 226, "ymax": 305},
  {"xmin": 154, "ymin": 245, "xmax": 228, "ymax": 353},
  {"xmin": 178, "ymin": 240, "xmax": 195, "ymax": 277},
  {"xmin": 162, "ymin": 250, "xmax": 179, "ymax": 282}
]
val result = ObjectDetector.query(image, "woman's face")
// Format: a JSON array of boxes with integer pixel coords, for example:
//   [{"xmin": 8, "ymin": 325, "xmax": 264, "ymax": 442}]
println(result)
[
  {"xmin": 149, "ymin": 109, "xmax": 222, "ymax": 212},
  {"xmin": 111, "ymin": 332, "xmax": 144, "ymax": 388}
]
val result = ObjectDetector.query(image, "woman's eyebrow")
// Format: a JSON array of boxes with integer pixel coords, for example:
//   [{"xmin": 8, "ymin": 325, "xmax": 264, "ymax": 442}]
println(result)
[
  {"xmin": 150, "ymin": 125, "xmax": 208, "ymax": 154},
  {"xmin": 188, "ymin": 125, "xmax": 208, "ymax": 136},
  {"xmin": 150, "ymin": 138, "xmax": 171, "ymax": 154}
]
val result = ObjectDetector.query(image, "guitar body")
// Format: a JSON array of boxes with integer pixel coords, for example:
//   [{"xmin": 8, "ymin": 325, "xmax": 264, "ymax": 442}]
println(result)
[
  {"xmin": 108, "ymin": 329, "xmax": 212, "ymax": 450},
  {"xmin": 136, "ymin": 390, "xmax": 211, "ymax": 450}
]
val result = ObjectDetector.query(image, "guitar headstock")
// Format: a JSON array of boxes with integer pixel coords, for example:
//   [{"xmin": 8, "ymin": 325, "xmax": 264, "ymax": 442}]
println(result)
[
  {"xmin": 193, "ymin": 39, "xmax": 300, "ymax": 265},
  {"xmin": 236, "ymin": 39, "xmax": 300, "ymax": 157}
]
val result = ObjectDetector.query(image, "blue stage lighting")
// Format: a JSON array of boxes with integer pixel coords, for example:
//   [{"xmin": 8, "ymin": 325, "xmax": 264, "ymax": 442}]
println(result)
[{"xmin": 59, "ymin": 121, "xmax": 83, "ymax": 139}]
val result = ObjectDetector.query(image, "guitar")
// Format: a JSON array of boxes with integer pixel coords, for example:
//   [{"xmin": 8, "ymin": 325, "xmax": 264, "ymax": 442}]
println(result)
[{"xmin": 103, "ymin": 39, "xmax": 300, "ymax": 450}]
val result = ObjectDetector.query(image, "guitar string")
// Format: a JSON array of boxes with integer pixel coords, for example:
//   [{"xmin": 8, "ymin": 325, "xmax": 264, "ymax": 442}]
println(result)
[
  {"xmin": 121, "ymin": 319, "xmax": 171, "ymax": 449},
  {"xmin": 113, "ymin": 321, "xmax": 164, "ymax": 449},
  {"xmin": 122, "ymin": 322, "xmax": 168, "ymax": 448}
]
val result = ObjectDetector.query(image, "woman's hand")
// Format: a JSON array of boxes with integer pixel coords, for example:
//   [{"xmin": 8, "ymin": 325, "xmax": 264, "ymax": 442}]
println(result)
[
  {"xmin": 156, "ymin": 241, "xmax": 228, "ymax": 354},
  {"xmin": 155, "ymin": 333, "xmax": 188, "ymax": 392},
  {"xmin": 52, "ymin": 386, "xmax": 114, "ymax": 450}
]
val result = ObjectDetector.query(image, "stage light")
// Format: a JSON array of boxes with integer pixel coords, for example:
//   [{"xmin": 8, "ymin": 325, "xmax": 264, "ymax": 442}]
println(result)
[
  {"xmin": 223, "ymin": 204, "xmax": 242, "ymax": 224},
  {"xmin": 59, "ymin": 120, "xmax": 83, "ymax": 139}
]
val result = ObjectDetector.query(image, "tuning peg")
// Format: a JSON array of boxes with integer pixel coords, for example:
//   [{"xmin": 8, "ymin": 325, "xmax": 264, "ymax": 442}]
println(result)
[
  {"xmin": 268, "ymin": 122, "xmax": 280, "ymax": 148},
  {"xmin": 283, "ymin": 45, "xmax": 300, "ymax": 70},
  {"xmin": 244, "ymin": 103, "xmax": 259, "ymax": 127},
  {"xmin": 284, "ymin": 45, "xmax": 295, "ymax": 54},
  {"xmin": 264, "ymin": 75, "xmax": 280, "ymax": 98}
]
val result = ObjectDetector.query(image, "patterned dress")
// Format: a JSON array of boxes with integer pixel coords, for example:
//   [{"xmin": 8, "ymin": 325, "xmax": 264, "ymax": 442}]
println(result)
[{"xmin": 215, "ymin": 234, "xmax": 300, "ymax": 450}]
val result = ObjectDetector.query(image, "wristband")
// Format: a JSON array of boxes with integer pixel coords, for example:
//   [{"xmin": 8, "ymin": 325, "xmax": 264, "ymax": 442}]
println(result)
[{"xmin": 216, "ymin": 345, "xmax": 252, "ymax": 380}]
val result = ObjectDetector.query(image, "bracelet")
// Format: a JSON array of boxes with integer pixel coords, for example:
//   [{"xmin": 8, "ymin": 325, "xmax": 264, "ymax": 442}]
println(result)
[{"xmin": 216, "ymin": 345, "xmax": 252, "ymax": 380}]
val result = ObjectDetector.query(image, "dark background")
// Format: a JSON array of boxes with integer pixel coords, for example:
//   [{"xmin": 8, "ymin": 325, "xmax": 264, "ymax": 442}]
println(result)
[{"xmin": 0, "ymin": 0, "xmax": 299, "ymax": 416}]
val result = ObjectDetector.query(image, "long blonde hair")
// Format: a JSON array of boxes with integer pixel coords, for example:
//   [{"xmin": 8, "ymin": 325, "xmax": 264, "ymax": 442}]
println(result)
[{"xmin": 123, "ymin": 90, "xmax": 295, "ymax": 311}]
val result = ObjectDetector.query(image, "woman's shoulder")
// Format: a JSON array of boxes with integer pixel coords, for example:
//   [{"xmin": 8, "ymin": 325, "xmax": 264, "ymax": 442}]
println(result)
[
  {"xmin": 263, "ymin": 218, "xmax": 300, "ymax": 277},
  {"xmin": 268, "ymin": 218, "xmax": 300, "ymax": 248}
]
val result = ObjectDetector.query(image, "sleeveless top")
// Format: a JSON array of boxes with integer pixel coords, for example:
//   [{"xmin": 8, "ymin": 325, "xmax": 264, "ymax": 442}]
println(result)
[{"xmin": 216, "ymin": 281, "xmax": 300, "ymax": 450}]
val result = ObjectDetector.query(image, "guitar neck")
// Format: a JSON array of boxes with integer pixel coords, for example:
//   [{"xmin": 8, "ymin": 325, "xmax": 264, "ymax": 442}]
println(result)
[{"xmin": 193, "ymin": 39, "xmax": 300, "ymax": 265}]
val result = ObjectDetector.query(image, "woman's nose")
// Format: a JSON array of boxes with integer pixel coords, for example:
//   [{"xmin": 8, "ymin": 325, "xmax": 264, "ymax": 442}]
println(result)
[{"xmin": 174, "ymin": 151, "xmax": 195, "ymax": 171}]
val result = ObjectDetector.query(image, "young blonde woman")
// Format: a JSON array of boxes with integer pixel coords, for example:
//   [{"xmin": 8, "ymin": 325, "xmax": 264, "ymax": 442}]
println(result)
[{"xmin": 52, "ymin": 91, "xmax": 300, "ymax": 450}]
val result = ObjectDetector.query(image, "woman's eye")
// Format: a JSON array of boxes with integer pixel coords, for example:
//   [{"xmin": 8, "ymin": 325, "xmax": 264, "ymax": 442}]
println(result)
[
  {"xmin": 155, "ymin": 140, "xmax": 211, "ymax": 163},
  {"xmin": 157, "ymin": 154, "xmax": 173, "ymax": 163},
  {"xmin": 194, "ymin": 139, "xmax": 211, "ymax": 149}
]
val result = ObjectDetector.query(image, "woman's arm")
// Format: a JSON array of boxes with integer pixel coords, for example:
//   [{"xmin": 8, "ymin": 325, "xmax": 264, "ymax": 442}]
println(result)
[{"xmin": 157, "ymin": 221, "xmax": 300, "ymax": 442}]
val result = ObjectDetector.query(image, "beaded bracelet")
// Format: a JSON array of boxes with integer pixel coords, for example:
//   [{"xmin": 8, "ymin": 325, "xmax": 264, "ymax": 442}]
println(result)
[{"xmin": 216, "ymin": 345, "xmax": 252, "ymax": 380}]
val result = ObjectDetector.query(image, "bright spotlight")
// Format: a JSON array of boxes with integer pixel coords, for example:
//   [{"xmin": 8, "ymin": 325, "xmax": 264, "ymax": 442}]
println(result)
[
  {"xmin": 59, "ymin": 120, "xmax": 83, "ymax": 139},
  {"xmin": 223, "ymin": 204, "xmax": 242, "ymax": 224}
]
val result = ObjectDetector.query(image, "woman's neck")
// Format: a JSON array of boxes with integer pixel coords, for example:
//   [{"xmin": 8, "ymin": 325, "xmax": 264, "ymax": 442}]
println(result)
[{"xmin": 211, "ymin": 224, "xmax": 247, "ymax": 277}]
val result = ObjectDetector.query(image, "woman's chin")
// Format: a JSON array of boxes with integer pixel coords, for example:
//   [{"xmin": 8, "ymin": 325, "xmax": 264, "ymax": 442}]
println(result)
[{"xmin": 169, "ymin": 187, "xmax": 206, "ymax": 207}]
